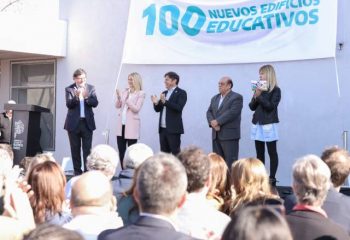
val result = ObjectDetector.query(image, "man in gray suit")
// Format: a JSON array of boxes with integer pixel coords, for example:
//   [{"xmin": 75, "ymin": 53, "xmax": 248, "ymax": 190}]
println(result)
[{"xmin": 206, "ymin": 76, "xmax": 243, "ymax": 168}]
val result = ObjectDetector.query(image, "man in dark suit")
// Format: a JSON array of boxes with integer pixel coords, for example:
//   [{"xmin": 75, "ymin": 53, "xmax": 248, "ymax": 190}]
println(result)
[
  {"xmin": 64, "ymin": 68, "xmax": 98, "ymax": 175},
  {"xmin": 151, "ymin": 72, "xmax": 187, "ymax": 155},
  {"xmin": 0, "ymin": 100, "xmax": 16, "ymax": 144},
  {"xmin": 98, "ymin": 153, "xmax": 195, "ymax": 240},
  {"xmin": 206, "ymin": 76, "xmax": 243, "ymax": 168},
  {"xmin": 321, "ymin": 146, "xmax": 350, "ymax": 234}
]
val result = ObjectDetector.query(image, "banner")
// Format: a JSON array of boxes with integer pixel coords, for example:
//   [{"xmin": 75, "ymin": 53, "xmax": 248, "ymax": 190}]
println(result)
[{"xmin": 122, "ymin": 0, "xmax": 337, "ymax": 64}]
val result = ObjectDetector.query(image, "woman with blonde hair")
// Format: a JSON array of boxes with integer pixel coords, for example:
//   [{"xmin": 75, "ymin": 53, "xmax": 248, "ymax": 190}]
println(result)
[
  {"xmin": 27, "ymin": 161, "xmax": 71, "ymax": 225},
  {"xmin": 116, "ymin": 72, "xmax": 146, "ymax": 168},
  {"xmin": 230, "ymin": 158, "xmax": 280, "ymax": 214},
  {"xmin": 207, "ymin": 153, "xmax": 232, "ymax": 213},
  {"xmin": 249, "ymin": 65, "xmax": 281, "ymax": 186}
]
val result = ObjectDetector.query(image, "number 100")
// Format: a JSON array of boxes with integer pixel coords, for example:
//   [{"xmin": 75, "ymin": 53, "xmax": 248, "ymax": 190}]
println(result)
[{"xmin": 142, "ymin": 4, "xmax": 206, "ymax": 36}]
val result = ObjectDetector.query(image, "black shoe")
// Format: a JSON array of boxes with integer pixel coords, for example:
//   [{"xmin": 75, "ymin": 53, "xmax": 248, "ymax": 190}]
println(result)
[{"xmin": 269, "ymin": 177, "xmax": 278, "ymax": 187}]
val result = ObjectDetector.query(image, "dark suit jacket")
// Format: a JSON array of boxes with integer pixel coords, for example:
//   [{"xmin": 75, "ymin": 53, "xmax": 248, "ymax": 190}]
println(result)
[
  {"xmin": 153, "ymin": 87, "xmax": 187, "ymax": 134},
  {"xmin": 206, "ymin": 91, "xmax": 243, "ymax": 140},
  {"xmin": 248, "ymin": 87, "xmax": 281, "ymax": 125},
  {"xmin": 0, "ymin": 112, "xmax": 11, "ymax": 143},
  {"xmin": 322, "ymin": 187, "xmax": 350, "ymax": 235},
  {"xmin": 98, "ymin": 216, "xmax": 196, "ymax": 240},
  {"xmin": 286, "ymin": 209, "xmax": 349, "ymax": 240},
  {"xmin": 64, "ymin": 83, "xmax": 98, "ymax": 132}
]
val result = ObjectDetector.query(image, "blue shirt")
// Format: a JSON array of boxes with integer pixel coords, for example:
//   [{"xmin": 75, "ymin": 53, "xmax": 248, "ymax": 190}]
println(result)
[{"xmin": 251, "ymin": 123, "xmax": 279, "ymax": 142}]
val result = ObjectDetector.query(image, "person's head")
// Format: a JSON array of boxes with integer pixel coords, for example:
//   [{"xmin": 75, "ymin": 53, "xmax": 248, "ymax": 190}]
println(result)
[
  {"xmin": 87, "ymin": 144, "xmax": 119, "ymax": 179},
  {"xmin": 232, "ymin": 158, "xmax": 270, "ymax": 196},
  {"xmin": 177, "ymin": 146, "xmax": 211, "ymax": 193},
  {"xmin": 70, "ymin": 171, "xmax": 115, "ymax": 213},
  {"xmin": 73, "ymin": 68, "xmax": 87, "ymax": 88},
  {"xmin": 292, "ymin": 154, "xmax": 331, "ymax": 207},
  {"xmin": 25, "ymin": 153, "xmax": 55, "ymax": 180},
  {"xmin": 164, "ymin": 71, "xmax": 179, "ymax": 89},
  {"xmin": 321, "ymin": 146, "xmax": 350, "ymax": 188},
  {"xmin": 0, "ymin": 149, "xmax": 13, "ymax": 177},
  {"xmin": 259, "ymin": 65, "xmax": 277, "ymax": 92},
  {"xmin": 222, "ymin": 206, "xmax": 293, "ymax": 240},
  {"xmin": 134, "ymin": 153, "xmax": 187, "ymax": 215},
  {"xmin": 5, "ymin": 100, "xmax": 16, "ymax": 116},
  {"xmin": 0, "ymin": 144, "xmax": 14, "ymax": 162},
  {"xmin": 123, "ymin": 143, "xmax": 153, "ymax": 169},
  {"xmin": 207, "ymin": 153, "xmax": 231, "ymax": 200},
  {"xmin": 27, "ymin": 161, "xmax": 66, "ymax": 224},
  {"xmin": 128, "ymin": 72, "xmax": 143, "ymax": 91},
  {"xmin": 218, "ymin": 76, "xmax": 233, "ymax": 96},
  {"xmin": 23, "ymin": 223, "xmax": 83, "ymax": 240}
]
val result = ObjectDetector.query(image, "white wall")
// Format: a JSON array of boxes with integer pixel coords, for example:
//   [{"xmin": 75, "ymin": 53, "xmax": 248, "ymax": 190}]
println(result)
[{"xmin": 53, "ymin": 0, "xmax": 350, "ymax": 185}]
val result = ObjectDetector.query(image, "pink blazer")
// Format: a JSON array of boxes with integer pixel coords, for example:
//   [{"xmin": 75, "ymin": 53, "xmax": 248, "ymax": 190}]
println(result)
[{"xmin": 116, "ymin": 90, "xmax": 146, "ymax": 139}]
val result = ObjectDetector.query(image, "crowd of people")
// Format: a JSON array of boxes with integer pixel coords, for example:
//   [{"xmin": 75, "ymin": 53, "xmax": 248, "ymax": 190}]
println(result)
[
  {"xmin": 0, "ymin": 141, "xmax": 350, "ymax": 240},
  {"xmin": 0, "ymin": 65, "xmax": 349, "ymax": 239}
]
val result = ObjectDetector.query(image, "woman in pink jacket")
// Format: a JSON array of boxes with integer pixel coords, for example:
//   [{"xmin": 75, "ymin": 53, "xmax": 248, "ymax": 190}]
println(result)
[{"xmin": 115, "ymin": 72, "xmax": 146, "ymax": 168}]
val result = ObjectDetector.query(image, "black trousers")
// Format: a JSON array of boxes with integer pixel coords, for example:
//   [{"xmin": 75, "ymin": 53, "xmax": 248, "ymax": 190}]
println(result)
[
  {"xmin": 255, "ymin": 140, "xmax": 279, "ymax": 179},
  {"xmin": 213, "ymin": 138, "xmax": 239, "ymax": 169},
  {"xmin": 117, "ymin": 125, "xmax": 137, "ymax": 168},
  {"xmin": 68, "ymin": 119, "xmax": 93, "ymax": 175},
  {"xmin": 159, "ymin": 128, "xmax": 181, "ymax": 155}
]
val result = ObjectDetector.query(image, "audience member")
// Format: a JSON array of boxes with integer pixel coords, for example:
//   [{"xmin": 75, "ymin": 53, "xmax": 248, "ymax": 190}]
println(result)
[
  {"xmin": 25, "ymin": 153, "xmax": 55, "ymax": 179},
  {"xmin": 98, "ymin": 153, "xmax": 195, "ymax": 240},
  {"xmin": 27, "ymin": 161, "xmax": 71, "ymax": 225},
  {"xmin": 177, "ymin": 146, "xmax": 230, "ymax": 239},
  {"xmin": 113, "ymin": 143, "xmax": 153, "ymax": 200},
  {"xmin": 0, "ymin": 165, "xmax": 35, "ymax": 239},
  {"xmin": 222, "ymin": 205, "xmax": 292, "ymax": 240},
  {"xmin": 321, "ymin": 146, "xmax": 350, "ymax": 234},
  {"xmin": 66, "ymin": 144, "xmax": 119, "ymax": 200},
  {"xmin": 116, "ymin": 167, "xmax": 140, "ymax": 226},
  {"xmin": 230, "ymin": 158, "xmax": 281, "ymax": 214},
  {"xmin": 0, "ymin": 148, "xmax": 13, "ymax": 177},
  {"xmin": 64, "ymin": 171, "xmax": 123, "ymax": 240},
  {"xmin": 207, "ymin": 152, "xmax": 232, "ymax": 214},
  {"xmin": 24, "ymin": 223, "xmax": 83, "ymax": 240},
  {"xmin": 286, "ymin": 154, "xmax": 348, "ymax": 239},
  {"xmin": 0, "ymin": 143, "xmax": 14, "ymax": 161}
]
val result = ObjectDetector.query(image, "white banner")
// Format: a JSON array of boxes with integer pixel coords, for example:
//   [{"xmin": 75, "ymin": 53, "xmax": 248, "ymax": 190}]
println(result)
[{"xmin": 122, "ymin": 0, "xmax": 337, "ymax": 64}]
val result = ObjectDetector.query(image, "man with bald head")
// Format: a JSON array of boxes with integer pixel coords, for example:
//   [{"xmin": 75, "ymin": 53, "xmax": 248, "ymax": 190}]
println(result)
[
  {"xmin": 64, "ymin": 171, "xmax": 123, "ymax": 240},
  {"xmin": 207, "ymin": 76, "xmax": 243, "ymax": 167}
]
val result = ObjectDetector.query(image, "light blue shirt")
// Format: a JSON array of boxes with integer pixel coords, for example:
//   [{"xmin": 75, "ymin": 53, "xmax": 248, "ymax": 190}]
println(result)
[
  {"xmin": 77, "ymin": 85, "xmax": 85, "ymax": 118},
  {"xmin": 251, "ymin": 123, "xmax": 279, "ymax": 142},
  {"xmin": 80, "ymin": 98, "xmax": 85, "ymax": 118}
]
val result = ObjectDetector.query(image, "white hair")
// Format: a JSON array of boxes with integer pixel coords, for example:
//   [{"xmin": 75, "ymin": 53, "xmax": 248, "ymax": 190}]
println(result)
[
  {"xmin": 123, "ymin": 143, "xmax": 153, "ymax": 169},
  {"xmin": 292, "ymin": 154, "xmax": 331, "ymax": 206},
  {"xmin": 87, "ymin": 144, "xmax": 119, "ymax": 179}
]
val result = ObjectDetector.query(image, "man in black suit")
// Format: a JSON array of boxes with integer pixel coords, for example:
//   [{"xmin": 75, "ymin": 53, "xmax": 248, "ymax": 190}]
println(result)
[
  {"xmin": 98, "ymin": 153, "xmax": 195, "ymax": 240},
  {"xmin": 64, "ymin": 68, "xmax": 98, "ymax": 175},
  {"xmin": 151, "ymin": 72, "xmax": 187, "ymax": 155},
  {"xmin": 206, "ymin": 76, "xmax": 243, "ymax": 168}
]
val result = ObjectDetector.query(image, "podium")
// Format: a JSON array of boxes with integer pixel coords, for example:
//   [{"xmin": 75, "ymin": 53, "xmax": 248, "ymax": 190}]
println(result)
[{"xmin": 4, "ymin": 104, "xmax": 50, "ymax": 165}]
